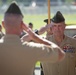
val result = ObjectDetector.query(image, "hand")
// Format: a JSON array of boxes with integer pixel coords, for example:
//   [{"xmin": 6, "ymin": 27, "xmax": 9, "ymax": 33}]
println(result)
[
  {"xmin": 45, "ymin": 24, "xmax": 52, "ymax": 30},
  {"xmin": 22, "ymin": 22, "xmax": 35, "ymax": 38},
  {"xmin": 22, "ymin": 22, "xmax": 29, "ymax": 31}
]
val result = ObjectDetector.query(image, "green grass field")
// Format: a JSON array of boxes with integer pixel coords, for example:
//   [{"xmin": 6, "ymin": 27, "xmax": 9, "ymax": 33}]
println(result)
[
  {"xmin": 0, "ymin": 13, "xmax": 76, "ymax": 66},
  {"xmin": 23, "ymin": 14, "xmax": 76, "ymax": 29},
  {"xmin": 0, "ymin": 13, "xmax": 76, "ymax": 30}
]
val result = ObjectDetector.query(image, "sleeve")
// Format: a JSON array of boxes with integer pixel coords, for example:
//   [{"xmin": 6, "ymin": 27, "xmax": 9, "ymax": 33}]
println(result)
[
  {"xmin": 38, "ymin": 47, "xmax": 59, "ymax": 63},
  {"xmin": 24, "ymin": 42, "xmax": 59, "ymax": 63}
]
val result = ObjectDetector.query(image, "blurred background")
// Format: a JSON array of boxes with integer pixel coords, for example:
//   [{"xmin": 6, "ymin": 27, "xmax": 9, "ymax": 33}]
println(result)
[
  {"xmin": 0, "ymin": 0, "xmax": 76, "ymax": 26},
  {"xmin": 0, "ymin": 0, "xmax": 76, "ymax": 14}
]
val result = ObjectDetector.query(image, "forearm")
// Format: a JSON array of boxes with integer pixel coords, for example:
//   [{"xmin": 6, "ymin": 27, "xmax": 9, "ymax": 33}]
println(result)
[
  {"xmin": 26, "ymin": 28, "xmax": 51, "ymax": 45},
  {"xmin": 38, "ymin": 26, "xmax": 47, "ymax": 35},
  {"xmin": 22, "ymin": 23, "xmax": 65, "ymax": 62},
  {"xmin": 22, "ymin": 23, "xmax": 51, "ymax": 45},
  {"xmin": 32, "ymin": 34, "xmax": 50, "ymax": 45},
  {"xmin": 21, "ymin": 34, "xmax": 32, "ymax": 42}
]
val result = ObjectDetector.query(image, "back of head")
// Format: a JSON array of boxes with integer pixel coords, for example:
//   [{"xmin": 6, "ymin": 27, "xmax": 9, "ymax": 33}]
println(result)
[
  {"xmin": 51, "ymin": 11, "xmax": 65, "ymax": 23},
  {"xmin": 3, "ymin": 1, "xmax": 24, "ymax": 35}
]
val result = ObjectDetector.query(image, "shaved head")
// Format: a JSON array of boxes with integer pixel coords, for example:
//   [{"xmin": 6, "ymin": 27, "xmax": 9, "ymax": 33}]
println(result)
[
  {"xmin": 2, "ymin": 1, "xmax": 24, "ymax": 36},
  {"xmin": 4, "ymin": 14, "xmax": 23, "ymax": 26},
  {"xmin": 3, "ymin": 13, "xmax": 23, "ymax": 35}
]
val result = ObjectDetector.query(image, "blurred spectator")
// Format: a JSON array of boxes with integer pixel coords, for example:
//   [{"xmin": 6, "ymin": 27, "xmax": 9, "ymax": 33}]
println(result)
[
  {"xmin": 28, "ymin": 22, "xmax": 33, "ymax": 30},
  {"xmin": 0, "ymin": 25, "xmax": 4, "ymax": 39}
]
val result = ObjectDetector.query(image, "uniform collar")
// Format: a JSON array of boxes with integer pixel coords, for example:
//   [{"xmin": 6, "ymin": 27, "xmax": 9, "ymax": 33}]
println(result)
[
  {"xmin": 52, "ymin": 35, "xmax": 68, "ymax": 46},
  {"xmin": 3, "ymin": 34, "xmax": 21, "ymax": 43}
]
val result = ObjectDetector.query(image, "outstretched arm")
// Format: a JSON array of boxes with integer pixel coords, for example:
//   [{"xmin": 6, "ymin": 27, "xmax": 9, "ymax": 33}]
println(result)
[
  {"xmin": 22, "ymin": 22, "xmax": 65, "ymax": 62},
  {"xmin": 22, "ymin": 22, "xmax": 51, "ymax": 45}
]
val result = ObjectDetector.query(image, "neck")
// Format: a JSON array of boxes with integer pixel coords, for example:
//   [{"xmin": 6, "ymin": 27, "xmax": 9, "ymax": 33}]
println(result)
[
  {"xmin": 6, "ymin": 30, "xmax": 20, "ymax": 36},
  {"xmin": 53, "ymin": 34, "xmax": 65, "ymax": 46}
]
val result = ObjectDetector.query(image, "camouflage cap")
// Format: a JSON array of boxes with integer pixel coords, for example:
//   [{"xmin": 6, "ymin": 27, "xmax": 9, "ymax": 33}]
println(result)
[
  {"xmin": 51, "ymin": 11, "xmax": 65, "ymax": 23},
  {"xmin": 5, "ymin": 1, "xmax": 23, "ymax": 17}
]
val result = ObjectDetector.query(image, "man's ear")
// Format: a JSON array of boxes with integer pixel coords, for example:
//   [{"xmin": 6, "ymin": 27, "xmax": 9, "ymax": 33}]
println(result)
[
  {"xmin": 64, "ymin": 24, "xmax": 66, "ymax": 28},
  {"xmin": 20, "ymin": 21, "xmax": 23, "ymax": 29},
  {"xmin": 2, "ymin": 20, "xmax": 5, "ymax": 28},
  {"xmin": 21, "ymin": 21, "xmax": 28, "ymax": 31}
]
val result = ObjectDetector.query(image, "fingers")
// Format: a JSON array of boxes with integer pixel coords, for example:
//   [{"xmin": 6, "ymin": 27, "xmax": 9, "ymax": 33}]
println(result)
[
  {"xmin": 22, "ymin": 22, "xmax": 29, "ymax": 31},
  {"xmin": 47, "ymin": 24, "xmax": 52, "ymax": 28}
]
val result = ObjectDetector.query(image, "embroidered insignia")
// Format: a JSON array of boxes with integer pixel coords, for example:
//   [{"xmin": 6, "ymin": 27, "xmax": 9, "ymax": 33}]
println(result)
[{"xmin": 63, "ymin": 44, "xmax": 75, "ymax": 53}]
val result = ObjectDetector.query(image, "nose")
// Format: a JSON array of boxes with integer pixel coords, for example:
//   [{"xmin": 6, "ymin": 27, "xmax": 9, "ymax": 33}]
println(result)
[{"xmin": 56, "ymin": 25, "xmax": 59, "ymax": 30}]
